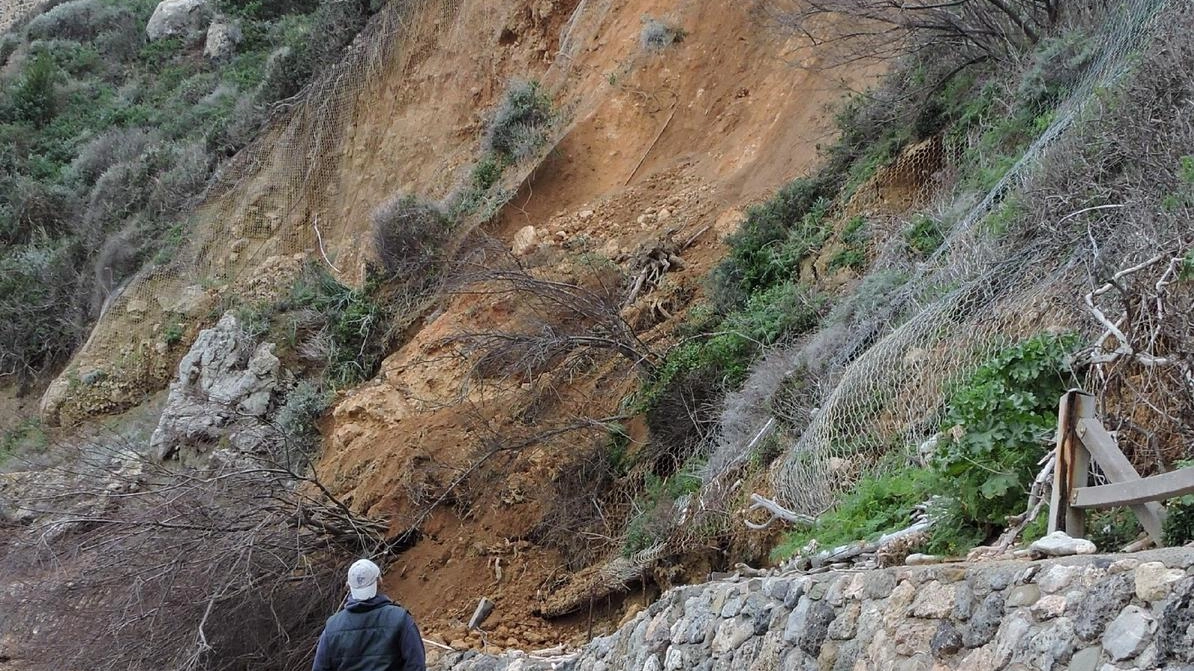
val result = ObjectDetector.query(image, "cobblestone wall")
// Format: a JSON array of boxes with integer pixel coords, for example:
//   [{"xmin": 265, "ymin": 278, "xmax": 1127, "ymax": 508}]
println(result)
[{"xmin": 433, "ymin": 548, "xmax": 1194, "ymax": 670}]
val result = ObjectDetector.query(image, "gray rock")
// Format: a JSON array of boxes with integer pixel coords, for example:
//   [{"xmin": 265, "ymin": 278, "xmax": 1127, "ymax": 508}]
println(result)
[
  {"xmin": 150, "ymin": 313, "xmax": 282, "ymax": 462},
  {"xmin": 1156, "ymin": 577, "xmax": 1194, "ymax": 663},
  {"xmin": 764, "ymin": 579, "xmax": 789, "ymax": 603},
  {"xmin": 1037, "ymin": 564, "xmax": 1083, "ymax": 594},
  {"xmin": 827, "ymin": 601, "xmax": 860, "ymax": 640},
  {"xmin": 203, "ymin": 18, "xmax": 241, "ymax": 60},
  {"xmin": 711, "ymin": 617, "xmax": 754, "ymax": 655},
  {"xmin": 1006, "ymin": 583, "xmax": 1041, "ymax": 607},
  {"xmin": 146, "ymin": 0, "xmax": 210, "ymax": 39},
  {"xmin": 1073, "ymin": 573, "xmax": 1134, "ymax": 641},
  {"xmin": 911, "ymin": 580, "xmax": 956, "ymax": 618},
  {"xmin": 1021, "ymin": 616, "xmax": 1076, "ymax": 671},
  {"xmin": 963, "ymin": 592, "xmax": 1005, "ymax": 648},
  {"xmin": 783, "ymin": 596, "xmax": 835, "ymax": 656},
  {"xmin": 861, "ymin": 570, "xmax": 897, "ymax": 600},
  {"xmin": 953, "ymin": 582, "xmax": 975, "ymax": 621},
  {"xmin": 930, "ymin": 621, "xmax": 963, "ymax": 658},
  {"xmin": 1069, "ymin": 646, "xmax": 1103, "ymax": 671},
  {"xmin": 1029, "ymin": 531, "xmax": 1097, "ymax": 557},
  {"xmin": 1103, "ymin": 605, "xmax": 1156, "ymax": 661},
  {"xmin": 828, "ymin": 641, "xmax": 857, "ymax": 671},
  {"xmin": 783, "ymin": 580, "xmax": 806, "ymax": 609}
]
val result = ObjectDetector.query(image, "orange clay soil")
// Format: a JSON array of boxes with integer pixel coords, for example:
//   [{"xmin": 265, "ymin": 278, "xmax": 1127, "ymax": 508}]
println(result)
[{"xmin": 312, "ymin": 0, "xmax": 880, "ymax": 653}]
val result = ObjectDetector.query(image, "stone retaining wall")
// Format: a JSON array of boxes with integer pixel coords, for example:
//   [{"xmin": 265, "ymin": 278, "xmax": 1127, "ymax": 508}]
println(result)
[{"xmin": 432, "ymin": 548, "xmax": 1194, "ymax": 670}]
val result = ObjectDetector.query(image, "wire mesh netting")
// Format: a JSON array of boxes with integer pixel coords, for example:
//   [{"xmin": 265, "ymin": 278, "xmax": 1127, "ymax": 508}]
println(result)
[{"xmin": 665, "ymin": 0, "xmax": 1187, "ymax": 530}]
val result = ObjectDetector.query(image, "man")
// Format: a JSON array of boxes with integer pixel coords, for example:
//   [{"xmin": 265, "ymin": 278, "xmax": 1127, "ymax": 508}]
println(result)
[{"xmin": 312, "ymin": 559, "xmax": 426, "ymax": 671}]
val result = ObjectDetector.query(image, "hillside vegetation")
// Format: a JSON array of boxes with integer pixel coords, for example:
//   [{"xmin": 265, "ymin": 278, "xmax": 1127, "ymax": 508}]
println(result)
[
  {"xmin": 0, "ymin": 0, "xmax": 371, "ymax": 383},
  {"xmin": 1, "ymin": 0, "xmax": 1193, "ymax": 669}
]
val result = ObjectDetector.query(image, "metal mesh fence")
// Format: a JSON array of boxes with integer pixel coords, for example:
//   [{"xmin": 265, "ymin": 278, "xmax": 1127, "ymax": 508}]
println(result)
[{"xmin": 650, "ymin": 0, "xmax": 1184, "ymax": 530}]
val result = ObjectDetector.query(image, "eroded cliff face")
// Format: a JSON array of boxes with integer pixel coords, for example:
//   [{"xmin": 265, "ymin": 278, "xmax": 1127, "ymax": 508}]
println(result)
[{"xmin": 40, "ymin": 0, "xmax": 876, "ymax": 650}]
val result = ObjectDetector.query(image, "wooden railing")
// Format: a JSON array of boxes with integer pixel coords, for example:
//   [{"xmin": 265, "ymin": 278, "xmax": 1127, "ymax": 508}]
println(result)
[{"xmin": 1048, "ymin": 390, "xmax": 1194, "ymax": 544}]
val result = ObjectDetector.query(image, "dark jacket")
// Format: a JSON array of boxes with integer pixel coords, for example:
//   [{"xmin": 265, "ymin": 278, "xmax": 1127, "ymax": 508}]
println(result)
[{"xmin": 312, "ymin": 595, "xmax": 426, "ymax": 671}]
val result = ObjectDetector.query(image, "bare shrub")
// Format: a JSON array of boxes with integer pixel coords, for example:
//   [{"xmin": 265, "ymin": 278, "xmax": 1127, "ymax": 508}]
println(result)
[
  {"xmin": 24, "ymin": 0, "xmax": 137, "ymax": 42},
  {"xmin": 640, "ymin": 15, "xmax": 684, "ymax": 50},
  {"xmin": 764, "ymin": 0, "xmax": 1070, "ymax": 62},
  {"xmin": 0, "ymin": 243, "xmax": 85, "ymax": 379},
  {"xmin": 447, "ymin": 244, "xmax": 654, "ymax": 380},
  {"xmin": 2, "ymin": 430, "xmax": 388, "ymax": 671},
  {"xmin": 1, "ymin": 175, "xmax": 78, "ymax": 245},
  {"xmin": 147, "ymin": 141, "xmax": 212, "ymax": 218},
  {"xmin": 484, "ymin": 79, "xmax": 554, "ymax": 162},
  {"xmin": 68, "ymin": 127, "xmax": 157, "ymax": 185},
  {"xmin": 370, "ymin": 193, "xmax": 452, "ymax": 279}
]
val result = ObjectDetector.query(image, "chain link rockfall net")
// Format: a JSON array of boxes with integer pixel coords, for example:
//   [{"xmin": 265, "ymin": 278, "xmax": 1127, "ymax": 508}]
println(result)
[{"xmin": 665, "ymin": 0, "xmax": 1181, "ymax": 530}]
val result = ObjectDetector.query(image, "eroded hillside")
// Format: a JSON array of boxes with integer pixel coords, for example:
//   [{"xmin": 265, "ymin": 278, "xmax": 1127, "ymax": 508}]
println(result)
[{"xmin": 27, "ymin": 0, "xmax": 876, "ymax": 651}]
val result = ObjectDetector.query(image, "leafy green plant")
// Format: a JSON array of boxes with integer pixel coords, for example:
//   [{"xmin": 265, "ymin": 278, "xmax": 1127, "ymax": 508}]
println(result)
[
  {"xmin": 1, "ymin": 417, "xmax": 48, "ymax": 465},
  {"xmin": 932, "ymin": 333, "xmax": 1080, "ymax": 533},
  {"xmin": 903, "ymin": 215, "xmax": 945, "ymax": 257},
  {"xmin": 772, "ymin": 465, "xmax": 934, "ymax": 561},
  {"xmin": 275, "ymin": 380, "xmax": 331, "ymax": 443},
  {"xmin": 162, "ymin": 322, "xmax": 184, "ymax": 346},
  {"xmin": 288, "ymin": 265, "xmax": 389, "ymax": 388},
  {"xmin": 9, "ymin": 53, "xmax": 59, "ymax": 128},
  {"xmin": 709, "ymin": 176, "xmax": 834, "ymax": 311}
]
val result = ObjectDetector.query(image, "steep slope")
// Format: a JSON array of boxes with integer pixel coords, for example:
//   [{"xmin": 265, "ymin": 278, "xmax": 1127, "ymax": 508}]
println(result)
[{"xmin": 35, "ymin": 0, "xmax": 875, "ymax": 651}]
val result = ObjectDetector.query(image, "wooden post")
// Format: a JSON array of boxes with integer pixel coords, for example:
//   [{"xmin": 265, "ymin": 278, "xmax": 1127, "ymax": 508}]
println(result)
[
  {"xmin": 1065, "ymin": 393, "xmax": 1095, "ymax": 539},
  {"xmin": 1049, "ymin": 390, "xmax": 1082, "ymax": 535}
]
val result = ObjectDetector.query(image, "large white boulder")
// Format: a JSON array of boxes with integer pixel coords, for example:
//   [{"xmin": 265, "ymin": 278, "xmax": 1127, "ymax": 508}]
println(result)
[
  {"xmin": 146, "ymin": 0, "xmax": 211, "ymax": 41},
  {"xmin": 150, "ymin": 313, "xmax": 281, "ymax": 461}
]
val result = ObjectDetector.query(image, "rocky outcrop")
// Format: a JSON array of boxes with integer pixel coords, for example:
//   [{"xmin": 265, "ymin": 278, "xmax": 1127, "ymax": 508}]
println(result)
[
  {"xmin": 203, "ymin": 18, "xmax": 241, "ymax": 60},
  {"xmin": 150, "ymin": 313, "xmax": 280, "ymax": 461},
  {"xmin": 433, "ymin": 548, "xmax": 1194, "ymax": 670},
  {"xmin": 146, "ymin": 0, "xmax": 210, "ymax": 41}
]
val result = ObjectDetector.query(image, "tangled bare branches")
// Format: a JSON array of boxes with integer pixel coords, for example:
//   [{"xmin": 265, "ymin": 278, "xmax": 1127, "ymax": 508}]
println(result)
[
  {"xmin": 447, "ymin": 249, "xmax": 658, "ymax": 379},
  {"xmin": 1, "ymin": 428, "xmax": 390, "ymax": 671},
  {"xmin": 763, "ymin": 0, "xmax": 1067, "ymax": 62}
]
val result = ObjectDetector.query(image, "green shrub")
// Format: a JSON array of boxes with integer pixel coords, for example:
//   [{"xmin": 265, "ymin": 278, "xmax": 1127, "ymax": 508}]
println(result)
[
  {"xmin": 275, "ymin": 379, "xmax": 331, "ymax": 441},
  {"xmin": 288, "ymin": 265, "xmax": 389, "ymax": 387},
  {"xmin": 1, "ymin": 417, "xmax": 48, "ymax": 465},
  {"xmin": 903, "ymin": 215, "xmax": 945, "ymax": 257},
  {"xmin": 0, "ymin": 242, "xmax": 84, "ymax": 377},
  {"xmin": 1163, "ymin": 494, "xmax": 1194, "ymax": 546},
  {"xmin": 828, "ymin": 217, "xmax": 868, "ymax": 271},
  {"xmin": 772, "ymin": 465, "xmax": 934, "ymax": 560},
  {"xmin": 709, "ymin": 176, "xmax": 833, "ymax": 311},
  {"xmin": 24, "ymin": 0, "xmax": 139, "ymax": 42},
  {"xmin": 9, "ymin": 53, "xmax": 60, "ymax": 128},
  {"xmin": 485, "ymin": 79, "xmax": 554, "ymax": 163},
  {"xmin": 218, "ymin": 0, "xmax": 319, "ymax": 21},
  {"xmin": 1017, "ymin": 32, "xmax": 1096, "ymax": 108},
  {"xmin": 932, "ymin": 333, "xmax": 1080, "ymax": 533}
]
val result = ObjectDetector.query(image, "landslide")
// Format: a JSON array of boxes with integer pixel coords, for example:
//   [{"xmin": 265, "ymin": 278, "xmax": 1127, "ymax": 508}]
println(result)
[
  {"xmin": 32, "ymin": 0, "xmax": 876, "ymax": 653},
  {"xmin": 313, "ymin": 0, "xmax": 876, "ymax": 651}
]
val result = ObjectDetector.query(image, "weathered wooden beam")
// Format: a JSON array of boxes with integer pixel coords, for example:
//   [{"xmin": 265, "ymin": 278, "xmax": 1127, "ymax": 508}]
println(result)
[
  {"xmin": 1073, "ymin": 466, "xmax": 1194, "ymax": 508},
  {"xmin": 1066, "ymin": 393, "xmax": 1096, "ymax": 538},
  {"xmin": 1075, "ymin": 417, "xmax": 1166, "ymax": 543},
  {"xmin": 1048, "ymin": 391, "xmax": 1078, "ymax": 535}
]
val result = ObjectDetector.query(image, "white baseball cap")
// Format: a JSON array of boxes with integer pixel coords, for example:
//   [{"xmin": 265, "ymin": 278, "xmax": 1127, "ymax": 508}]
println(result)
[{"xmin": 347, "ymin": 559, "xmax": 381, "ymax": 600}]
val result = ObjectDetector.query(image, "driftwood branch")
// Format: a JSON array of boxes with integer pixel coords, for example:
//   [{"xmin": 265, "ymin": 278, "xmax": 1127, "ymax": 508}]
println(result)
[{"xmin": 742, "ymin": 493, "xmax": 816, "ymax": 530}]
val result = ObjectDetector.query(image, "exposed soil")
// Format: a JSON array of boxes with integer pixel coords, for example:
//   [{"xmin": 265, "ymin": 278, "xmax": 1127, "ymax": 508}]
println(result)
[
  {"xmin": 30, "ymin": 0, "xmax": 879, "ymax": 655},
  {"xmin": 310, "ymin": 0, "xmax": 879, "ymax": 652}
]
